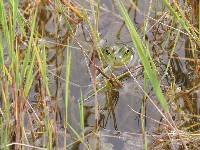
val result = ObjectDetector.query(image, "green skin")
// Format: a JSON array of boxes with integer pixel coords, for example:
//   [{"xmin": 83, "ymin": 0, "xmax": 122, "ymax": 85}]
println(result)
[{"xmin": 101, "ymin": 45, "xmax": 134, "ymax": 69}]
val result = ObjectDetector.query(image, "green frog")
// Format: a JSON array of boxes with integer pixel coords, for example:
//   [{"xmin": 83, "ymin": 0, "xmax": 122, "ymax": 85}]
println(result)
[
  {"xmin": 80, "ymin": 45, "xmax": 137, "ymax": 103},
  {"xmin": 101, "ymin": 45, "xmax": 135, "ymax": 69}
]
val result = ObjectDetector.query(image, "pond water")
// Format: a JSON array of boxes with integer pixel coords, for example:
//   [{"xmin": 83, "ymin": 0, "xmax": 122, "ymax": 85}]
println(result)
[
  {"xmin": 49, "ymin": 0, "xmax": 163, "ymax": 149},
  {"xmin": 2, "ymin": 0, "xmax": 200, "ymax": 149},
  {"xmin": 62, "ymin": 1, "xmax": 199, "ymax": 149}
]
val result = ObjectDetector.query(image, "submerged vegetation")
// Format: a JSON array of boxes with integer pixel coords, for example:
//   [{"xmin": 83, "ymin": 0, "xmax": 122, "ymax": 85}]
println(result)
[{"xmin": 0, "ymin": 0, "xmax": 200, "ymax": 149}]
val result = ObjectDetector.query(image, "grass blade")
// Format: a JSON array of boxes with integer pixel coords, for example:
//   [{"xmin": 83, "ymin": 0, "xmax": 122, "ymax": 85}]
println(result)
[
  {"xmin": 117, "ymin": 1, "xmax": 169, "ymax": 112},
  {"xmin": 64, "ymin": 43, "xmax": 71, "ymax": 127}
]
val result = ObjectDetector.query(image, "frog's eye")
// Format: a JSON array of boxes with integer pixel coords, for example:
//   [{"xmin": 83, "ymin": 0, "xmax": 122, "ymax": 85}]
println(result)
[
  {"xmin": 124, "ymin": 49, "xmax": 130, "ymax": 55},
  {"xmin": 126, "ymin": 49, "xmax": 130, "ymax": 53},
  {"xmin": 105, "ymin": 49, "xmax": 111, "ymax": 55}
]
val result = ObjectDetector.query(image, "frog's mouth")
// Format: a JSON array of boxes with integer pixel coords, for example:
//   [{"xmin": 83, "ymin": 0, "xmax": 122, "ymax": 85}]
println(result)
[{"xmin": 114, "ymin": 54, "xmax": 133, "ymax": 62}]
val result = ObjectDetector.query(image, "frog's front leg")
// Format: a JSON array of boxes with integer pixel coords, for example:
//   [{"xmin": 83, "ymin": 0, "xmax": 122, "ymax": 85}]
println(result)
[{"xmin": 107, "ymin": 73, "xmax": 123, "ymax": 89}]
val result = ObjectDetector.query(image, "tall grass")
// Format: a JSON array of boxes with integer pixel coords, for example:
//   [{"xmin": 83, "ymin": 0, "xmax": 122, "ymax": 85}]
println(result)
[
  {"xmin": 0, "ymin": 0, "xmax": 52, "ymax": 148},
  {"xmin": 0, "ymin": 1, "xmax": 19, "ymax": 148}
]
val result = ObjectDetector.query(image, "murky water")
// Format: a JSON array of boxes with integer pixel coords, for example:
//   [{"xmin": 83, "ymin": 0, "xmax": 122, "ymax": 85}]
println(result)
[
  {"xmin": 66, "ymin": 1, "xmax": 199, "ymax": 149},
  {"xmin": 31, "ymin": 0, "xmax": 200, "ymax": 149},
  {"xmin": 2, "ymin": 0, "xmax": 200, "ymax": 149},
  {"xmin": 56, "ymin": 1, "xmax": 161, "ymax": 149},
  {"xmin": 29, "ymin": 1, "xmax": 150, "ymax": 149}
]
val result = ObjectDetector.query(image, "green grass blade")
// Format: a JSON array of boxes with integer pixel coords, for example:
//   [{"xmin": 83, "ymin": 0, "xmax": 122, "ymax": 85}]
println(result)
[
  {"xmin": 21, "ymin": 8, "xmax": 38, "ymax": 85},
  {"xmin": 67, "ymin": 123, "xmax": 88, "ymax": 149},
  {"xmin": 41, "ymin": 44, "xmax": 50, "ymax": 95},
  {"xmin": 24, "ymin": 50, "xmax": 36, "ymax": 97},
  {"xmin": 14, "ymin": 47, "xmax": 20, "ymax": 89},
  {"xmin": 79, "ymin": 90, "xmax": 84, "ymax": 140},
  {"xmin": 0, "ymin": 1, "xmax": 11, "ymax": 60},
  {"xmin": 117, "ymin": 1, "xmax": 169, "ymax": 112},
  {"xmin": 0, "ymin": 35, "xmax": 4, "ymax": 71},
  {"xmin": 64, "ymin": 44, "xmax": 71, "ymax": 127},
  {"xmin": 34, "ymin": 39, "xmax": 50, "ymax": 96},
  {"xmin": 10, "ymin": 0, "xmax": 18, "ymax": 25}
]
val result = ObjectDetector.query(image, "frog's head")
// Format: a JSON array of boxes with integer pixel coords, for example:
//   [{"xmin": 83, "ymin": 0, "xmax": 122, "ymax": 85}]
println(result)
[{"xmin": 102, "ymin": 45, "xmax": 134, "ymax": 68}]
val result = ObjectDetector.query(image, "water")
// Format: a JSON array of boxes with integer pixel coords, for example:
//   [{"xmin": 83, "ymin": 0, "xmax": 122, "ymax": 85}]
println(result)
[
  {"xmin": 4, "ymin": 0, "xmax": 199, "ymax": 149},
  {"xmin": 62, "ymin": 1, "xmax": 160, "ymax": 149}
]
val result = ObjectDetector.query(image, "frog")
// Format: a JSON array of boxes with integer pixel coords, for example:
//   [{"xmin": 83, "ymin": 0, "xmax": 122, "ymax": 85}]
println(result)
[{"xmin": 79, "ymin": 44, "xmax": 138, "ymax": 103}]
